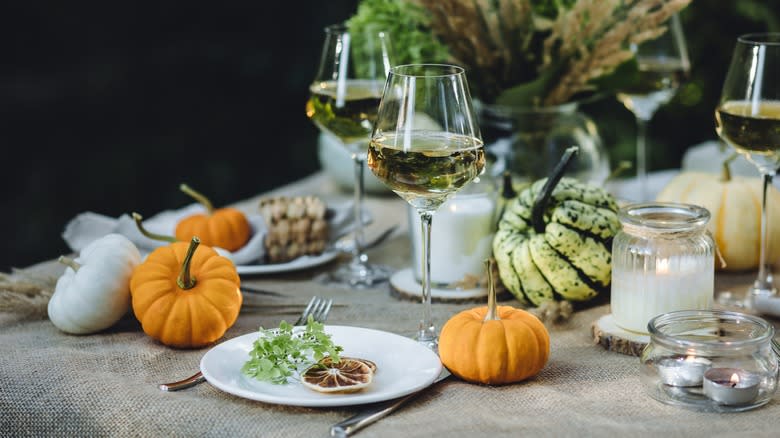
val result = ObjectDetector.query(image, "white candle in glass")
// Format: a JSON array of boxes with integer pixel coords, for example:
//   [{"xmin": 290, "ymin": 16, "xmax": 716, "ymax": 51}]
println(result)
[
  {"xmin": 408, "ymin": 188, "xmax": 496, "ymax": 288},
  {"xmin": 611, "ymin": 255, "xmax": 714, "ymax": 334}
]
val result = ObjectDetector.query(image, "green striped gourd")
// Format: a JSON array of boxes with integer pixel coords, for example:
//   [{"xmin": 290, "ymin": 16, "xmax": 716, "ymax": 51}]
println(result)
[{"xmin": 492, "ymin": 147, "xmax": 620, "ymax": 306}]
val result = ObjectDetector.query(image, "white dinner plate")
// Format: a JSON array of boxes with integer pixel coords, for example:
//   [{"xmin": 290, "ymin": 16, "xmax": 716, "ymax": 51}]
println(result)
[
  {"xmin": 200, "ymin": 325, "xmax": 442, "ymax": 407},
  {"xmin": 235, "ymin": 250, "xmax": 339, "ymax": 275}
]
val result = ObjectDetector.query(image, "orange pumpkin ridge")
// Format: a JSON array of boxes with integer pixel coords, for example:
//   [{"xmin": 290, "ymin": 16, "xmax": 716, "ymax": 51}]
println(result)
[
  {"xmin": 175, "ymin": 184, "xmax": 251, "ymax": 252},
  {"xmin": 656, "ymin": 166, "xmax": 780, "ymax": 272},
  {"xmin": 129, "ymin": 237, "xmax": 242, "ymax": 349},
  {"xmin": 438, "ymin": 260, "xmax": 550, "ymax": 385}
]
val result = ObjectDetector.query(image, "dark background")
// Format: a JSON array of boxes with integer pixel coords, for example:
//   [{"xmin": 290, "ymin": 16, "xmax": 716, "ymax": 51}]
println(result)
[{"xmin": 2, "ymin": 1, "xmax": 778, "ymax": 272}]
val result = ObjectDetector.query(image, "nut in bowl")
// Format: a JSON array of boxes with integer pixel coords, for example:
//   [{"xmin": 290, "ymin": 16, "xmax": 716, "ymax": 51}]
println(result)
[{"xmin": 257, "ymin": 196, "xmax": 329, "ymax": 264}]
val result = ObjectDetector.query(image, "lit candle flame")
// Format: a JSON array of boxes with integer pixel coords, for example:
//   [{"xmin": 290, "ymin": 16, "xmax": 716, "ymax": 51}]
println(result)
[
  {"xmin": 656, "ymin": 258, "xmax": 670, "ymax": 274},
  {"xmin": 730, "ymin": 373, "xmax": 740, "ymax": 387}
]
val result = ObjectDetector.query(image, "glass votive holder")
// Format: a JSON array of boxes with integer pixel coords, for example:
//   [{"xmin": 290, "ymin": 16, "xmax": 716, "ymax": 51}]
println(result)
[
  {"xmin": 407, "ymin": 177, "xmax": 497, "ymax": 289},
  {"xmin": 611, "ymin": 202, "xmax": 715, "ymax": 334},
  {"xmin": 640, "ymin": 310, "xmax": 779, "ymax": 412}
]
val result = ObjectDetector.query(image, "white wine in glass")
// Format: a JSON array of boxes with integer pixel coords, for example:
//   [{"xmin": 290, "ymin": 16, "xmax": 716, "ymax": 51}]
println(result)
[
  {"xmin": 616, "ymin": 13, "xmax": 690, "ymax": 201},
  {"xmin": 715, "ymin": 33, "xmax": 780, "ymax": 306},
  {"xmin": 368, "ymin": 64, "xmax": 486, "ymax": 348},
  {"xmin": 306, "ymin": 23, "xmax": 394, "ymax": 287}
]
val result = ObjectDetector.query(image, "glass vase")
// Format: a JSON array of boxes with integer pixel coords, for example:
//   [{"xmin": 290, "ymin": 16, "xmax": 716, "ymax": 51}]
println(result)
[{"xmin": 477, "ymin": 101, "xmax": 610, "ymax": 185}]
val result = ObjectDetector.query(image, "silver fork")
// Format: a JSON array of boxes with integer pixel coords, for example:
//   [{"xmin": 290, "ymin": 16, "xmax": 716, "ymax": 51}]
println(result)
[{"xmin": 157, "ymin": 296, "xmax": 334, "ymax": 392}]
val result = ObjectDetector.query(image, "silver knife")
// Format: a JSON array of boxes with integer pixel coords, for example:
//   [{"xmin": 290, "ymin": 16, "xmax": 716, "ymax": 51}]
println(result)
[{"xmin": 329, "ymin": 368, "xmax": 451, "ymax": 437}]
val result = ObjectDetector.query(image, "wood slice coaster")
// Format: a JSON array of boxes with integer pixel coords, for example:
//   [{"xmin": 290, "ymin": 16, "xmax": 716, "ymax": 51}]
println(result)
[
  {"xmin": 389, "ymin": 268, "xmax": 508, "ymax": 304},
  {"xmin": 591, "ymin": 314, "xmax": 650, "ymax": 357}
]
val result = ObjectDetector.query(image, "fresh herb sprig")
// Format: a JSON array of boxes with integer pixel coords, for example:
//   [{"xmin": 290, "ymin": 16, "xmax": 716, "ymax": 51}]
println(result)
[{"xmin": 241, "ymin": 316, "xmax": 343, "ymax": 384}]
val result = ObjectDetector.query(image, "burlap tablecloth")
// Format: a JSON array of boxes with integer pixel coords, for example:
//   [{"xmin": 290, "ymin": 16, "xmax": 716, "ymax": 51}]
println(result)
[{"xmin": 2, "ymin": 172, "xmax": 778, "ymax": 437}]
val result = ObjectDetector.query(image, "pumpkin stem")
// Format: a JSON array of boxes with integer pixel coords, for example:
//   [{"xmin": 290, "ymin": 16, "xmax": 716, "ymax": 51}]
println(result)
[
  {"xmin": 57, "ymin": 256, "xmax": 81, "ymax": 272},
  {"xmin": 132, "ymin": 212, "xmax": 177, "ymax": 243},
  {"xmin": 501, "ymin": 171, "xmax": 517, "ymax": 200},
  {"xmin": 720, "ymin": 153, "xmax": 739, "ymax": 182},
  {"xmin": 531, "ymin": 146, "xmax": 579, "ymax": 233},
  {"xmin": 605, "ymin": 160, "xmax": 633, "ymax": 183},
  {"xmin": 177, "ymin": 237, "xmax": 200, "ymax": 290},
  {"xmin": 484, "ymin": 259, "xmax": 500, "ymax": 321},
  {"xmin": 180, "ymin": 184, "xmax": 214, "ymax": 214}
]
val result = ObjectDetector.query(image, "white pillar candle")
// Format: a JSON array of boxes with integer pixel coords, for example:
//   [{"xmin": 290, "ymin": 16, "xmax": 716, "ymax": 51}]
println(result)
[
  {"xmin": 611, "ymin": 256, "xmax": 714, "ymax": 334},
  {"xmin": 409, "ymin": 190, "xmax": 496, "ymax": 288}
]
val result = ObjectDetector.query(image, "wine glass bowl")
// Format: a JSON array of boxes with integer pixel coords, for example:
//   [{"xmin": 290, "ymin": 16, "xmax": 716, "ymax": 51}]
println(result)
[
  {"xmin": 616, "ymin": 13, "xmax": 690, "ymax": 201},
  {"xmin": 715, "ymin": 33, "xmax": 780, "ymax": 304},
  {"xmin": 368, "ymin": 131, "xmax": 486, "ymax": 210},
  {"xmin": 306, "ymin": 23, "xmax": 395, "ymax": 287},
  {"xmin": 368, "ymin": 64, "xmax": 486, "ymax": 347}
]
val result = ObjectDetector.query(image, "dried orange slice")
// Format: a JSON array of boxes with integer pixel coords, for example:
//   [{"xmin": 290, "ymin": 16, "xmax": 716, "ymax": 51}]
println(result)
[
  {"xmin": 301, "ymin": 357, "xmax": 374, "ymax": 393},
  {"xmin": 338, "ymin": 356, "xmax": 377, "ymax": 373}
]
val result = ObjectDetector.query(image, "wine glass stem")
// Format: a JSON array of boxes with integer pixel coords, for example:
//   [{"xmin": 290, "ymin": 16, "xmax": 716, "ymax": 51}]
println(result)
[
  {"xmin": 636, "ymin": 116, "xmax": 649, "ymax": 202},
  {"xmin": 754, "ymin": 172, "xmax": 776, "ymax": 295},
  {"xmin": 417, "ymin": 210, "xmax": 436, "ymax": 344},
  {"xmin": 351, "ymin": 154, "xmax": 367, "ymax": 265}
]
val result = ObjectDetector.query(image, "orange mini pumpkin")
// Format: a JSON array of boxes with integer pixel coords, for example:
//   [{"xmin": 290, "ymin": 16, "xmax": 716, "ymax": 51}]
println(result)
[
  {"xmin": 130, "ymin": 236, "xmax": 242, "ymax": 348},
  {"xmin": 175, "ymin": 184, "xmax": 251, "ymax": 252},
  {"xmin": 438, "ymin": 260, "xmax": 550, "ymax": 385}
]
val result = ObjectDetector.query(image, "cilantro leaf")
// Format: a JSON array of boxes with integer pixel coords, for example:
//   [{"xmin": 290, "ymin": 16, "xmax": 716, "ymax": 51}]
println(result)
[{"xmin": 241, "ymin": 315, "xmax": 343, "ymax": 384}]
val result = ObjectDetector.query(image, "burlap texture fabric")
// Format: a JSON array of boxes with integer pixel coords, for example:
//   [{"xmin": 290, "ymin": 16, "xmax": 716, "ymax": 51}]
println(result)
[{"xmin": 2, "ymin": 172, "xmax": 779, "ymax": 437}]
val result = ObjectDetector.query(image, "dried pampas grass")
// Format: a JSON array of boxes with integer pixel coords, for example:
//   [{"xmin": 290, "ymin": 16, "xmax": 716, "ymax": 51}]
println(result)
[
  {"xmin": 0, "ymin": 269, "xmax": 57, "ymax": 318},
  {"xmin": 543, "ymin": 0, "xmax": 692, "ymax": 105},
  {"xmin": 410, "ymin": 0, "xmax": 692, "ymax": 105}
]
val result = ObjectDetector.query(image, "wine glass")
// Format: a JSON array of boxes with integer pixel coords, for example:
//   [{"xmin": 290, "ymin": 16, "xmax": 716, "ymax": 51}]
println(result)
[
  {"xmin": 368, "ymin": 64, "xmax": 486, "ymax": 348},
  {"xmin": 306, "ymin": 23, "xmax": 395, "ymax": 287},
  {"xmin": 616, "ymin": 13, "xmax": 690, "ymax": 201},
  {"xmin": 715, "ymin": 33, "xmax": 780, "ymax": 307}
]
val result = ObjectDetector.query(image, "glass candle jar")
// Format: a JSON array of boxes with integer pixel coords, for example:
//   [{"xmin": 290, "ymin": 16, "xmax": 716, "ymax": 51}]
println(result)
[
  {"xmin": 640, "ymin": 310, "xmax": 778, "ymax": 412},
  {"xmin": 611, "ymin": 202, "xmax": 715, "ymax": 334}
]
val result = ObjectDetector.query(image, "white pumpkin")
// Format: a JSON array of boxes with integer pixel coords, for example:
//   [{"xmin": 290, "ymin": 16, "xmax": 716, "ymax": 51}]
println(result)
[
  {"xmin": 48, "ymin": 233, "xmax": 142, "ymax": 334},
  {"xmin": 656, "ymin": 166, "xmax": 780, "ymax": 272}
]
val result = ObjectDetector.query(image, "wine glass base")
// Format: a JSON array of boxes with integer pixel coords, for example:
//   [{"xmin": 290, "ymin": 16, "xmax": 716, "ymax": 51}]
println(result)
[
  {"xmin": 415, "ymin": 327, "xmax": 438, "ymax": 352},
  {"xmin": 745, "ymin": 284, "xmax": 778, "ymax": 311},
  {"xmin": 414, "ymin": 336, "xmax": 438, "ymax": 352},
  {"xmin": 716, "ymin": 286, "xmax": 778, "ymax": 313},
  {"xmin": 315, "ymin": 261, "xmax": 394, "ymax": 289}
]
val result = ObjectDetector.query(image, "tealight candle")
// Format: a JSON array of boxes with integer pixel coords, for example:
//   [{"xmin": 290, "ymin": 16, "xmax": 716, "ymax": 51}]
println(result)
[
  {"xmin": 703, "ymin": 368, "xmax": 760, "ymax": 405},
  {"xmin": 657, "ymin": 356, "xmax": 712, "ymax": 387},
  {"xmin": 610, "ymin": 203, "xmax": 715, "ymax": 334}
]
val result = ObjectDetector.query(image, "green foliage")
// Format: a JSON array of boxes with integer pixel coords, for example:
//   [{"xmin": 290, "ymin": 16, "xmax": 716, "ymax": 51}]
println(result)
[
  {"xmin": 495, "ymin": 69, "xmax": 558, "ymax": 107},
  {"xmin": 241, "ymin": 316, "xmax": 343, "ymax": 384},
  {"xmin": 734, "ymin": 1, "xmax": 780, "ymax": 31},
  {"xmin": 346, "ymin": 0, "xmax": 450, "ymax": 66}
]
